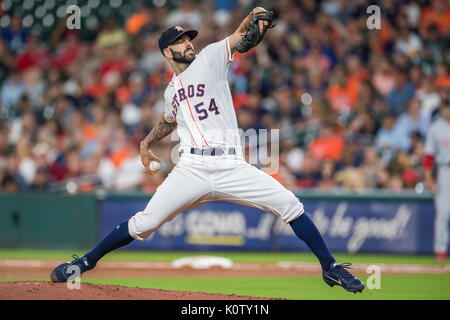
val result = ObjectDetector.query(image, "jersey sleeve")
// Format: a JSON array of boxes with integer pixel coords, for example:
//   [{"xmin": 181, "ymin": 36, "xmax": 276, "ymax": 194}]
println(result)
[
  {"xmin": 163, "ymin": 87, "xmax": 177, "ymax": 123},
  {"xmin": 424, "ymin": 125, "xmax": 437, "ymax": 156},
  {"xmin": 201, "ymin": 36, "xmax": 235, "ymax": 80}
]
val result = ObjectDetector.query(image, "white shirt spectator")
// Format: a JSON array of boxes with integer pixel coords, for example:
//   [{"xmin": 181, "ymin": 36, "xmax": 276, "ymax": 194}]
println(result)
[
  {"xmin": 416, "ymin": 89, "xmax": 441, "ymax": 121},
  {"xmin": 19, "ymin": 157, "xmax": 36, "ymax": 185},
  {"xmin": 395, "ymin": 32, "xmax": 423, "ymax": 57}
]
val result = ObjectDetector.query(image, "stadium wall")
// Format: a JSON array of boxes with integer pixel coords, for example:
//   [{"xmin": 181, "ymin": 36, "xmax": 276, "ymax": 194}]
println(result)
[
  {"xmin": 0, "ymin": 193, "xmax": 97, "ymax": 249},
  {"xmin": 0, "ymin": 191, "xmax": 440, "ymax": 254}
]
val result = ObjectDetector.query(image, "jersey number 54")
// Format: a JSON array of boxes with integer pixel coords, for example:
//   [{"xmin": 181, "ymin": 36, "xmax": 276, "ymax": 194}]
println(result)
[{"xmin": 194, "ymin": 98, "xmax": 220, "ymax": 121}]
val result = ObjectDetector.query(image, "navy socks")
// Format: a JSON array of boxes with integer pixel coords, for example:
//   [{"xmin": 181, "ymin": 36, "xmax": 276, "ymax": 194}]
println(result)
[
  {"xmin": 84, "ymin": 221, "xmax": 134, "ymax": 265},
  {"xmin": 82, "ymin": 214, "xmax": 334, "ymax": 271},
  {"xmin": 289, "ymin": 212, "xmax": 336, "ymax": 271}
]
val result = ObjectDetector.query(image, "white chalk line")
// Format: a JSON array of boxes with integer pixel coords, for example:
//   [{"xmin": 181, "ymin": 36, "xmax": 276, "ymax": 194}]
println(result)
[{"xmin": 0, "ymin": 259, "xmax": 449, "ymax": 274}]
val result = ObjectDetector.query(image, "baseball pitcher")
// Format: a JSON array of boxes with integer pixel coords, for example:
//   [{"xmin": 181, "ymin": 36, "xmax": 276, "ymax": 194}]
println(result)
[
  {"xmin": 51, "ymin": 8, "xmax": 364, "ymax": 293},
  {"xmin": 424, "ymin": 97, "xmax": 450, "ymax": 262}
]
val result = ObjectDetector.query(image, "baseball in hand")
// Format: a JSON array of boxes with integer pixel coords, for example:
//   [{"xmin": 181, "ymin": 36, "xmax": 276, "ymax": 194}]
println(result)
[{"xmin": 149, "ymin": 161, "xmax": 160, "ymax": 172}]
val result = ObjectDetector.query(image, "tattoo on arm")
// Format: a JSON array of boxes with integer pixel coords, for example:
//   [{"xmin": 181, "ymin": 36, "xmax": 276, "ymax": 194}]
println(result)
[
  {"xmin": 230, "ymin": 11, "xmax": 254, "ymax": 53},
  {"xmin": 141, "ymin": 118, "xmax": 177, "ymax": 148}
]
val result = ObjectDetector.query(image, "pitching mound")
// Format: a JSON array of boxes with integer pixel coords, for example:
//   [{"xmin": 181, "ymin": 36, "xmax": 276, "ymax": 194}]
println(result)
[{"xmin": 0, "ymin": 281, "xmax": 277, "ymax": 300}]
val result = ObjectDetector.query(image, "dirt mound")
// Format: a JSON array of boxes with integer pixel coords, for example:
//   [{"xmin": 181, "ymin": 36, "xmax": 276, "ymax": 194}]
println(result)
[{"xmin": 0, "ymin": 281, "xmax": 277, "ymax": 300}]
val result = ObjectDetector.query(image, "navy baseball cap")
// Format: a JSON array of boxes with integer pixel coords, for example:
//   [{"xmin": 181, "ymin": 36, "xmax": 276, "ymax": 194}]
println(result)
[{"xmin": 158, "ymin": 26, "xmax": 198, "ymax": 55}]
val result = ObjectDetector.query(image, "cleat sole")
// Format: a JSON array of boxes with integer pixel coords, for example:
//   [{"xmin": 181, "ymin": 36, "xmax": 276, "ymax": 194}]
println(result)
[
  {"xmin": 349, "ymin": 286, "xmax": 365, "ymax": 293},
  {"xmin": 50, "ymin": 271, "xmax": 62, "ymax": 283}
]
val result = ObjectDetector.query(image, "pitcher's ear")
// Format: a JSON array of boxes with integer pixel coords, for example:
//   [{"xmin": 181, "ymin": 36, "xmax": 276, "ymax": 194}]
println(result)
[{"xmin": 163, "ymin": 48, "xmax": 171, "ymax": 59}]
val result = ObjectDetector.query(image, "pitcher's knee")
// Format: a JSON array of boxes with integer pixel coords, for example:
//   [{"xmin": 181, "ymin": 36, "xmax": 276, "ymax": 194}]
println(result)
[
  {"xmin": 280, "ymin": 201, "xmax": 305, "ymax": 223},
  {"xmin": 128, "ymin": 211, "xmax": 164, "ymax": 241},
  {"xmin": 278, "ymin": 193, "xmax": 304, "ymax": 223}
]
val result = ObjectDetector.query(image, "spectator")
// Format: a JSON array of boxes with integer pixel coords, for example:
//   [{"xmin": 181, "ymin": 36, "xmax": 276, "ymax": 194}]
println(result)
[
  {"xmin": 0, "ymin": 71, "xmax": 25, "ymax": 117},
  {"xmin": 294, "ymin": 152, "xmax": 321, "ymax": 189},
  {"xmin": 316, "ymin": 160, "xmax": 337, "ymax": 190},
  {"xmin": 359, "ymin": 146, "xmax": 384, "ymax": 189},
  {"xmin": 1, "ymin": 173, "xmax": 20, "ymax": 192},
  {"xmin": 374, "ymin": 113, "xmax": 411, "ymax": 152},
  {"xmin": 371, "ymin": 57, "xmax": 397, "ymax": 97},
  {"xmin": 166, "ymin": 0, "xmax": 203, "ymax": 28},
  {"xmin": 394, "ymin": 27, "xmax": 423, "ymax": 59},
  {"xmin": 416, "ymin": 76, "xmax": 442, "ymax": 120},
  {"xmin": 326, "ymin": 66, "xmax": 354, "ymax": 112},
  {"xmin": 125, "ymin": 5, "xmax": 153, "ymax": 35},
  {"xmin": 0, "ymin": 0, "xmax": 447, "ymax": 193},
  {"xmin": 387, "ymin": 175, "xmax": 404, "ymax": 192},
  {"xmin": 96, "ymin": 17, "xmax": 128, "ymax": 50},
  {"xmin": 435, "ymin": 63, "xmax": 450, "ymax": 89},
  {"xmin": 16, "ymin": 35, "xmax": 51, "ymax": 71},
  {"xmin": 0, "ymin": 38, "xmax": 17, "ymax": 82},
  {"xmin": 30, "ymin": 166, "xmax": 50, "ymax": 191},
  {"xmin": 1, "ymin": 12, "xmax": 29, "ymax": 54},
  {"xmin": 395, "ymin": 98, "xmax": 430, "ymax": 137},
  {"xmin": 2, "ymin": 149, "xmax": 27, "ymax": 190},
  {"xmin": 419, "ymin": 0, "xmax": 450, "ymax": 37},
  {"xmin": 308, "ymin": 126, "xmax": 344, "ymax": 161},
  {"xmin": 335, "ymin": 167, "xmax": 366, "ymax": 191},
  {"xmin": 272, "ymin": 85, "xmax": 303, "ymax": 127},
  {"xmin": 386, "ymin": 71, "xmax": 415, "ymax": 115}
]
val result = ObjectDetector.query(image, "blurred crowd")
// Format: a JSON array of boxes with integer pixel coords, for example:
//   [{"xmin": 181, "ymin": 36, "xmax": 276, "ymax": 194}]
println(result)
[{"xmin": 0, "ymin": 0, "xmax": 449, "ymax": 193}]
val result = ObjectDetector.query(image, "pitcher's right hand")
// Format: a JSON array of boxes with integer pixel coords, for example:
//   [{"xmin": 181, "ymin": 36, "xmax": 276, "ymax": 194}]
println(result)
[{"xmin": 140, "ymin": 142, "xmax": 162, "ymax": 175}]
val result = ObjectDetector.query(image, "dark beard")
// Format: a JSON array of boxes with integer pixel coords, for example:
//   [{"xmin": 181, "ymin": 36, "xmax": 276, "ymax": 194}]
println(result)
[{"xmin": 170, "ymin": 48, "xmax": 195, "ymax": 65}]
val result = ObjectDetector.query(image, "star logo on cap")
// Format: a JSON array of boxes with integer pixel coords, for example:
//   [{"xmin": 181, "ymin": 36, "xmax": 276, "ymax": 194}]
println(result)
[{"xmin": 174, "ymin": 26, "xmax": 183, "ymax": 31}]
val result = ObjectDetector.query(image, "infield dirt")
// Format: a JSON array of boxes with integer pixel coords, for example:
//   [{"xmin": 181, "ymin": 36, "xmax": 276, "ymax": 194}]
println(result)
[
  {"xmin": 1, "ymin": 259, "xmax": 449, "ymax": 300},
  {"xmin": 0, "ymin": 281, "xmax": 278, "ymax": 300}
]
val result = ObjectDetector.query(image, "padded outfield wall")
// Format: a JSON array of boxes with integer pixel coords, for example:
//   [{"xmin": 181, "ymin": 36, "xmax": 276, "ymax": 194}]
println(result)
[{"xmin": 0, "ymin": 191, "xmax": 441, "ymax": 254}]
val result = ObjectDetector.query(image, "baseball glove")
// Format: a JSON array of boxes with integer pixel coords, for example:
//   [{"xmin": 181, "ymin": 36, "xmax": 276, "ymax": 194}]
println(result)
[{"xmin": 235, "ymin": 10, "xmax": 276, "ymax": 53}]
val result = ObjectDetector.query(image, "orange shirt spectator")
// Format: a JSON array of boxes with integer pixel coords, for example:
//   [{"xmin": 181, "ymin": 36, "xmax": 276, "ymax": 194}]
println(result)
[
  {"xmin": 82, "ymin": 123, "xmax": 97, "ymax": 141},
  {"xmin": 126, "ymin": 12, "xmax": 151, "ymax": 35},
  {"xmin": 309, "ymin": 127, "xmax": 344, "ymax": 161},
  {"xmin": 116, "ymin": 85, "xmax": 131, "ymax": 104},
  {"xmin": 109, "ymin": 149, "xmax": 131, "ymax": 168},
  {"xmin": 232, "ymin": 92, "xmax": 248, "ymax": 111},
  {"xmin": 435, "ymin": 76, "xmax": 450, "ymax": 89},
  {"xmin": 85, "ymin": 82, "xmax": 107, "ymax": 98},
  {"xmin": 379, "ymin": 19, "xmax": 393, "ymax": 45},
  {"xmin": 327, "ymin": 85, "xmax": 353, "ymax": 112},
  {"xmin": 420, "ymin": 1, "xmax": 450, "ymax": 36},
  {"xmin": 327, "ymin": 67, "xmax": 357, "ymax": 111},
  {"xmin": 347, "ymin": 69, "xmax": 369, "ymax": 106},
  {"xmin": 435, "ymin": 63, "xmax": 450, "ymax": 89}
]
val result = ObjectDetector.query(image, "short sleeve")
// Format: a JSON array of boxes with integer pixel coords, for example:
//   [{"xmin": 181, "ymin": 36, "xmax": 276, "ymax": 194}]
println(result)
[
  {"xmin": 163, "ymin": 87, "xmax": 177, "ymax": 123},
  {"xmin": 424, "ymin": 125, "xmax": 437, "ymax": 155},
  {"xmin": 201, "ymin": 36, "xmax": 235, "ymax": 80}
]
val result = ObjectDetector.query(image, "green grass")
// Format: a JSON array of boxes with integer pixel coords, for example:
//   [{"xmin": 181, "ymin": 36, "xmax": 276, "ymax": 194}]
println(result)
[
  {"xmin": 0, "ymin": 249, "xmax": 447, "ymax": 265},
  {"xmin": 3, "ymin": 275, "xmax": 449, "ymax": 300},
  {"xmin": 86, "ymin": 275, "xmax": 450, "ymax": 300},
  {"xmin": 1, "ymin": 249, "xmax": 449, "ymax": 300}
]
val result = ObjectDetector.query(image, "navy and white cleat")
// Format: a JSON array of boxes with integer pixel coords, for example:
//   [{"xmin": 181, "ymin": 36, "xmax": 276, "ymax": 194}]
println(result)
[
  {"xmin": 323, "ymin": 262, "xmax": 365, "ymax": 293},
  {"xmin": 50, "ymin": 254, "xmax": 95, "ymax": 283}
]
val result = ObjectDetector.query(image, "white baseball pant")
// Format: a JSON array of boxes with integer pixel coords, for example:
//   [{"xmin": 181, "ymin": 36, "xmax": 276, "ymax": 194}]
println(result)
[
  {"xmin": 128, "ymin": 153, "xmax": 304, "ymax": 240},
  {"xmin": 435, "ymin": 166, "xmax": 450, "ymax": 253}
]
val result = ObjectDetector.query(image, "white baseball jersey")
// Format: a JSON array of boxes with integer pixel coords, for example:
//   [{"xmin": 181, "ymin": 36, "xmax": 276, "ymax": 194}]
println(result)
[
  {"xmin": 163, "ymin": 37, "xmax": 242, "ymax": 152},
  {"xmin": 128, "ymin": 37, "xmax": 304, "ymax": 242}
]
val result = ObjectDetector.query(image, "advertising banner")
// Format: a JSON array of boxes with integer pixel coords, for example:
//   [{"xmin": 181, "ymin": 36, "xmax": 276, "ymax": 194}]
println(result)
[{"xmin": 99, "ymin": 198, "xmax": 435, "ymax": 254}]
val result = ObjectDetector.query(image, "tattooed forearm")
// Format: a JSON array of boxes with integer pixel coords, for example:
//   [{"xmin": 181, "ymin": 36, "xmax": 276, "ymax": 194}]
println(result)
[
  {"xmin": 230, "ymin": 7, "xmax": 265, "ymax": 53},
  {"xmin": 141, "ymin": 118, "xmax": 177, "ymax": 149}
]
